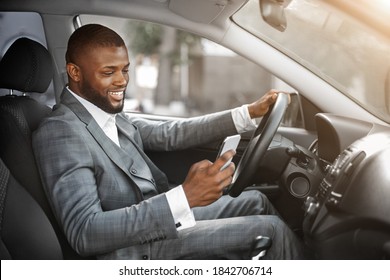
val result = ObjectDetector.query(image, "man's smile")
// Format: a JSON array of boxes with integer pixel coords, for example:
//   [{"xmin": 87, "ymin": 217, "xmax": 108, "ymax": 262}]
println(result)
[{"xmin": 108, "ymin": 90, "xmax": 124, "ymax": 102}]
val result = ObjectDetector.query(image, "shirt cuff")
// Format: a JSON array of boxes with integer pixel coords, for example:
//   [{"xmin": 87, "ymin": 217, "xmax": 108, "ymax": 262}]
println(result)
[
  {"xmin": 231, "ymin": 104, "xmax": 258, "ymax": 133},
  {"xmin": 165, "ymin": 185, "xmax": 196, "ymax": 231}
]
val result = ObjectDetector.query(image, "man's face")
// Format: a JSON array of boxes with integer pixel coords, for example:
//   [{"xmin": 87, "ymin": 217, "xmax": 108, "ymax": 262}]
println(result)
[{"xmin": 70, "ymin": 45, "xmax": 130, "ymax": 114}]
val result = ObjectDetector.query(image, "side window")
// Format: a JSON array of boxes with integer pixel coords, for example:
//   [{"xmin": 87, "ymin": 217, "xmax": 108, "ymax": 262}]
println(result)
[
  {"xmin": 0, "ymin": 12, "xmax": 55, "ymax": 106},
  {"xmin": 79, "ymin": 15, "xmax": 303, "ymax": 127}
]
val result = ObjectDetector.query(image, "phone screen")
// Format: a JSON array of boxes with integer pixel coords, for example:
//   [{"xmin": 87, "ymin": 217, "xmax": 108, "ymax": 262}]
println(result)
[{"xmin": 217, "ymin": 134, "xmax": 241, "ymax": 170}]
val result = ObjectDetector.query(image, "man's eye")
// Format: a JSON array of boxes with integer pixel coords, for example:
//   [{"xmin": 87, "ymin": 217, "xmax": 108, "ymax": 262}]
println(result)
[
  {"xmin": 122, "ymin": 69, "xmax": 129, "ymax": 74},
  {"xmin": 103, "ymin": 72, "xmax": 114, "ymax": 76}
]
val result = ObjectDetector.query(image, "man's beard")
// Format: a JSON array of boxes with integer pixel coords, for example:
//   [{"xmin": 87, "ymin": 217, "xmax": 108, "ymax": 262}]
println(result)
[{"xmin": 80, "ymin": 81, "xmax": 125, "ymax": 114}]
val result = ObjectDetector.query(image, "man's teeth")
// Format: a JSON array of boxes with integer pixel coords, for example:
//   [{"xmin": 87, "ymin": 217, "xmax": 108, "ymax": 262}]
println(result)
[{"xmin": 109, "ymin": 91, "xmax": 123, "ymax": 95}]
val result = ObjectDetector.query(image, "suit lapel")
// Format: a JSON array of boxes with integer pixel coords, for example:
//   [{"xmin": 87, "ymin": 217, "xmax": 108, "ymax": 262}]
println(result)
[
  {"xmin": 60, "ymin": 89, "xmax": 133, "ymax": 177},
  {"xmin": 115, "ymin": 114, "xmax": 141, "ymax": 149},
  {"xmin": 60, "ymin": 88, "xmax": 169, "ymax": 193}
]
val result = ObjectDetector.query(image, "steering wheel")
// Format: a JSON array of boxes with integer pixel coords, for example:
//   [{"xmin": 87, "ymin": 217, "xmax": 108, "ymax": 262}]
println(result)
[{"xmin": 228, "ymin": 93, "xmax": 290, "ymax": 197}]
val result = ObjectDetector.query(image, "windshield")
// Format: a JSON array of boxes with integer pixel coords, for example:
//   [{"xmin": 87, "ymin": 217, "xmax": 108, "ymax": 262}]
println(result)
[{"xmin": 233, "ymin": 0, "xmax": 390, "ymax": 123}]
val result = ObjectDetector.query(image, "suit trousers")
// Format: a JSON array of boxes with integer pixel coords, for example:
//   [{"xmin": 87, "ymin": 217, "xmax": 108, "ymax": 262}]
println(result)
[{"xmin": 150, "ymin": 190, "xmax": 305, "ymax": 259}]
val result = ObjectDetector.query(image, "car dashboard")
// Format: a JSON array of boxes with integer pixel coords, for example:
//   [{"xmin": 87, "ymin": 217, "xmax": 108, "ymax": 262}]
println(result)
[{"xmin": 302, "ymin": 113, "xmax": 390, "ymax": 259}]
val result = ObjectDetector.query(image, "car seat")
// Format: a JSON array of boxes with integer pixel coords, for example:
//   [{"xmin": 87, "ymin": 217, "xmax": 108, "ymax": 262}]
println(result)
[
  {"xmin": 0, "ymin": 158, "xmax": 62, "ymax": 259},
  {"xmin": 0, "ymin": 37, "xmax": 79, "ymax": 259}
]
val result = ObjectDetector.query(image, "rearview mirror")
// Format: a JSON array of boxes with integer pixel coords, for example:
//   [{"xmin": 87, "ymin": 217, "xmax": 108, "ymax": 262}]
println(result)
[{"xmin": 259, "ymin": 0, "xmax": 292, "ymax": 32}]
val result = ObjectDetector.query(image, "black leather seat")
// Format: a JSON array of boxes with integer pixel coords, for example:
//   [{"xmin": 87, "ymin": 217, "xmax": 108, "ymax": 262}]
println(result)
[
  {"xmin": 0, "ymin": 37, "xmax": 79, "ymax": 259},
  {"xmin": 0, "ymin": 38, "xmax": 53, "ymax": 212},
  {"xmin": 0, "ymin": 158, "xmax": 62, "ymax": 259}
]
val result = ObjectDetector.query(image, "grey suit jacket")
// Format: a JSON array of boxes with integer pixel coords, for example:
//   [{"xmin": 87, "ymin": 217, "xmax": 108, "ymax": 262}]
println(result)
[{"xmin": 32, "ymin": 88, "xmax": 237, "ymax": 259}]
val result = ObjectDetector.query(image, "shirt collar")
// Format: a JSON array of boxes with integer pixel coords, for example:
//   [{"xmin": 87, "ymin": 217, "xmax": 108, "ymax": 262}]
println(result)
[{"xmin": 67, "ymin": 87, "xmax": 116, "ymax": 129}]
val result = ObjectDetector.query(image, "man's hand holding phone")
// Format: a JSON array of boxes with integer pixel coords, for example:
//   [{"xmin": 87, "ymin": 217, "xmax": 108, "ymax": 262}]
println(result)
[
  {"xmin": 182, "ymin": 135, "xmax": 241, "ymax": 208},
  {"xmin": 216, "ymin": 135, "xmax": 241, "ymax": 170}
]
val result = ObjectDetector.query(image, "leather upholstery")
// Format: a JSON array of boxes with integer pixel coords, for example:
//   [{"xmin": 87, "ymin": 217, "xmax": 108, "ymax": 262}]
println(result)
[
  {"xmin": 0, "ymin": 158, "xmax": 63, "ymax": 259},
  {"xmin": 0, "ymin": 37, "xmax": 80, "ymax": 259}
]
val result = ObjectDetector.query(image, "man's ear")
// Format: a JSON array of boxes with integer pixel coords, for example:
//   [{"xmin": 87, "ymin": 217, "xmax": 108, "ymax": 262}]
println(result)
[{"xmin": 66, "ymin": 63, "xmax": 81, "ymax": 82}]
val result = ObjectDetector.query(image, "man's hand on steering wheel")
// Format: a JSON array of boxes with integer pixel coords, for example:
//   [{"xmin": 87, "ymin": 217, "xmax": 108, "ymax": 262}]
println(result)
[
  {"xmin": 228, "ymin": 91, "xmax": 291, "ymax": 197},
  {"xmin": 248, "ymin": 89, "xmax": 278, "ymax": 118},
  {"xmin": 248, "ymin": 90, "xmax": 290, "ymax": 119}
]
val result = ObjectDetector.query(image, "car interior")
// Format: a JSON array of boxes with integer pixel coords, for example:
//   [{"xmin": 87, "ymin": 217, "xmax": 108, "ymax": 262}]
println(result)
[
  {"xmin": 0, "ymin": 0, "xmax": 390, "ymax": 260},
  {"xmin": 0, "ymin": 37, "xmax": 82, "ymax": 260}
]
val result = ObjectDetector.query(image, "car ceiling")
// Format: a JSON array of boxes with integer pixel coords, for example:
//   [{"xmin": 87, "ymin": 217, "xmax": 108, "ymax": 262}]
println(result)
[
  {"xmin": 0, "ymin": 0, "xmax": 246, "ymax": 27},
  {"xmin": 0, "ymin": 0, "xmax": 248, "ymax": 57}
]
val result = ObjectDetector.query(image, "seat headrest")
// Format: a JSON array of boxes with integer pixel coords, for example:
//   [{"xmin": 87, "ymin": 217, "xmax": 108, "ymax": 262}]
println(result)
[{"xmin": 0, "ymin": 37, "xmax": 54, "ymax": 93}]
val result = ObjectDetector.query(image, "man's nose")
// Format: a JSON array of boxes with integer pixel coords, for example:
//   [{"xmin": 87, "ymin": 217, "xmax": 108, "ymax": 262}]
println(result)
[{"xmin": 114, "ymin": 71, "xmax": 128, "ymax": 86}]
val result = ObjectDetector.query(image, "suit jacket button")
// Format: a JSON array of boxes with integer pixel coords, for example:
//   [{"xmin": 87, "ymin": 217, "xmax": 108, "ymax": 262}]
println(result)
[
  {"xmin": 142, "ymin": 255, "xmax": 149, "ymax": 260},
  {"xmin": 131, "ymin": 168, "xmax": 137, "ymax": 174}
]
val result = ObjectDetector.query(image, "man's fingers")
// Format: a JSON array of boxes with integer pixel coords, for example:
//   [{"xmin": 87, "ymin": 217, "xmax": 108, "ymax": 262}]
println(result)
[
  {"xmin": 267, "ymin": 91, "xmax": 291, "ymax": 105},
  {"xmin": 266, "ymin": 90, "xmax": 278, "ymax": 104},
  {"xmin": 212, "ymin": 149, "xmax": 235, "ymax": 172},
  {"xmin": 220, "ymin": 177, "xmax": 233, "ymax": 192},
  {"xmin": 192, "ymin": 159, "xmax": 212, "ymax": 169}
]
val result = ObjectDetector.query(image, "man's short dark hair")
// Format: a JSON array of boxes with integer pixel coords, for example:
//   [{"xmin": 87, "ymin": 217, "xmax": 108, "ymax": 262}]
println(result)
[{"xmin": 65, "ymin": 24, "xmax": 126, "ymax": 64}]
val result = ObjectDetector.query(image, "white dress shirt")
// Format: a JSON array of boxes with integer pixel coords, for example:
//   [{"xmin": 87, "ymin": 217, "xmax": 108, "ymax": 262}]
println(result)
[{"xmin": 69, "ymin": 88, "xmax": 257, "ymax": 231}]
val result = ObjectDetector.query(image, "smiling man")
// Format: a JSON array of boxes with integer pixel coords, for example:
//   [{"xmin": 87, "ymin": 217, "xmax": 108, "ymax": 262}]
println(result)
[
  {"xmin": 65, "ymin": 26, "xmax": 129, "ymax": 114},
  {"xmin": 33, "ymin": 24, "xmax": 304, "ymax": 260}
]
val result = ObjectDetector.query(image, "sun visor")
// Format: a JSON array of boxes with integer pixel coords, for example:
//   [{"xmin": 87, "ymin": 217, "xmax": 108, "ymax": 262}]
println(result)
[{"xmin": 169, "ymin": 0, "xmax": 229, "ymax": 24}]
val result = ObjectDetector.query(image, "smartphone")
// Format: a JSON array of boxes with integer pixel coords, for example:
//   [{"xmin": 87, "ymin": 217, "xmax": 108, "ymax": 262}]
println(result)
[{"xmin": 216, "ymin": 134, "xmax": 241, "ymax": 170}]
